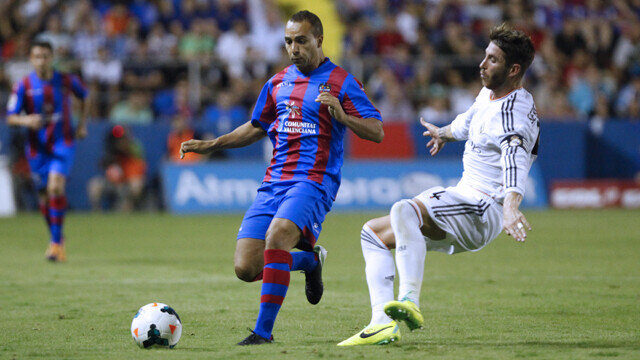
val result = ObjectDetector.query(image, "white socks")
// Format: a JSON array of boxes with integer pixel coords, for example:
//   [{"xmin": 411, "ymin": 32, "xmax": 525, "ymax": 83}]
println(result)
[
  {"xmin": 360, "ymin": 224, "xmax": 394, "ymax": 326},
  {"xmin": 390, "ymin": 199, "xmax": 426, "ymax": 306}
]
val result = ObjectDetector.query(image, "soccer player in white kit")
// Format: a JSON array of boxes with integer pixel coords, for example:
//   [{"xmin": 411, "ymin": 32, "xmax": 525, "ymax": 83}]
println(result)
[{"xmin": 338, "ymin": 24, "xmax": 540, "ymax": 346}]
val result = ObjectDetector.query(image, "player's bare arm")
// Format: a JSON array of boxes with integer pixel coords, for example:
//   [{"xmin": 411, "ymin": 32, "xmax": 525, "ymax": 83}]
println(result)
[
  {"xmin": 502, "ymin": 192, "xmax": 531, "ymax": 242},
  {"xmin": 420, "ymin": 117, "xmax": 455, "ymax": 156},
  {"xmin": 7, "ymin": 114, "xmax": 43, "ymax": 130},
  {"xmin": 315, "ymin": 92, "xmax": 383, "ymax": 143},
  {"xmin": 180, "ymin": 121, "xmax": 266, "ymax": 159},
  {"xmin": 75, "ymin": 99, "xmax": 89, "ymax": 139}
]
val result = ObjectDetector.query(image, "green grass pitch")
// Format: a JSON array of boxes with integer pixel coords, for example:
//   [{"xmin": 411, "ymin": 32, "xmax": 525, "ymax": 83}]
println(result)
[{"xmin": 1, "ymin": 210, "xmax": 639, "ymax": 359}]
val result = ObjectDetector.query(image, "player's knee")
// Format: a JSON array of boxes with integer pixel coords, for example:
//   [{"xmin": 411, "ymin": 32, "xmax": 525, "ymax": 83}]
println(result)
[
  {"xmin": 234, "ymin": 263, "xmax": 259, "ymax": 282},
  {"xmin": 264, "ymin": 223, "xmax": 299, "ymax": 250},
  {"xmin": 47, "ymin": 183, "xmax": 64, "ymax": 197},
  {"xmin": 390, "ymin": 199, "xmax": 412, "ymax": 222}
]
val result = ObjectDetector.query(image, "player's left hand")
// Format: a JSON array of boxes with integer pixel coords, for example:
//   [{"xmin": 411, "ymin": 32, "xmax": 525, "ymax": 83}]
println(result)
[
  {"xmin": 315, "ymin": 92, "xmax": 345, "ymax": 122},
  {"xmin": 502, "ymin": 207, "xmax": 531, "ymax": 242},
  {"xmin": 75, "ymin": 124, "xmax": 88, "ymax": 139}
]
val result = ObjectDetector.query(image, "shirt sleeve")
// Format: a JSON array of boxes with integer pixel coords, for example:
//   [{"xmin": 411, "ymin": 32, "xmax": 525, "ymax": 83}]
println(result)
[
  {"xmin": 250, "ymin": 79, "xmax": 276, "ymax": 131},
  {"xmin": 499, "ymin": 94, "xmax": 540, "ymax": 196},
  {"xmin": 70, "ymin": 75, "xmax": 88, "ymax": 99},
  {"xmin": 341, "ymin": 76, "xmax": 382, "ymax": 121},
  {"xmin": 6, "ymin": 80, "xmax": 25, "ymax": 115},
  {"xmin": 450, "ymin": 88, "xmax": 486, "ymax": 140},
  {"xmin": 449, "ymin": 103, "xmax": 476, "ymax": 141}
]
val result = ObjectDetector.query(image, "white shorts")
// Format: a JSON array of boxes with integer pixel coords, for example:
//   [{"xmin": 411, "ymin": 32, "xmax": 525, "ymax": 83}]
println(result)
[{"xmin": 414, "ymin": 184, "xmax": 503, "ymax": 254}]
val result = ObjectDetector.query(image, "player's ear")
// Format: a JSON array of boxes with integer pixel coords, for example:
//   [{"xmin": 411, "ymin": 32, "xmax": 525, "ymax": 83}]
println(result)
[
  {"xmin": 509, "ymin": 63, "xmax": 521, "ymax": 79},
  {"xmin": 316, "ymin": 34, "xmax": 323, "ymax": 48}
]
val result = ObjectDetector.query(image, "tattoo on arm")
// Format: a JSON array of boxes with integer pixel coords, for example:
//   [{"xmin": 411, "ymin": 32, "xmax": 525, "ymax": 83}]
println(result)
[{"xmin": 437, "ymin": 125, "xmax": 455, "ymax": 142}]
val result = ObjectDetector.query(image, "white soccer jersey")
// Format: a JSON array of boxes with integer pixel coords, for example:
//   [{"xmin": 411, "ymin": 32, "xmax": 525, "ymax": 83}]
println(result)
[{"xmin": 449, "ymin": 87, "xmax": 540, "ymax": 203}]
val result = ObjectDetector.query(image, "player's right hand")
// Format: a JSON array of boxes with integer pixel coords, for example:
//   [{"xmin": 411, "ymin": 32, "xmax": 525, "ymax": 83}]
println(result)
[
  {"xmin": 420, "ymin": 117, "xmax": 445, "ymax": 156},
  {"xmin": 26, "ymin": 114, "xmax": 43, "ymax": 130},
  {"xmin": 179, "ymin": 139, "xmax": 208, "ymax": 159}
]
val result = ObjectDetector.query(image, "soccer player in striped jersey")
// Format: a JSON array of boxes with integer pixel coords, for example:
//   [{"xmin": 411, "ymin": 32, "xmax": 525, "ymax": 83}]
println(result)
[
  {"xmin": 179, "ymin": 11, "xmax": 384, "ymax": 345},
  {"xmin": 338, "ymin": 24, "xmax": 539, "ymax": 346},
  {"xmin": 6, "ymin": 41, "xmax": 88, "ymax": 262}
]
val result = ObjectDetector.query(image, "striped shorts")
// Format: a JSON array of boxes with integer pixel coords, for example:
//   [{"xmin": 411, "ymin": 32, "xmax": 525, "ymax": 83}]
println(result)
[{"xmin": 414, "ymin": 184, "xmax": 503, "ymax": 254}]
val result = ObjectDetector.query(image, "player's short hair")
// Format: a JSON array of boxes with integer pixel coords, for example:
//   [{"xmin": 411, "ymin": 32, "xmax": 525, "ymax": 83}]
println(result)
[
  {"xmin": 290, "ymin": 10, "xmax": 323, "ymax": 37},
  {"xmin": 30, "ymin": 40, "xmax": 53, "ymax": 53},
  {"xmin": 489, "ymin": 24, "xmax": 535, "ymax": 78}
]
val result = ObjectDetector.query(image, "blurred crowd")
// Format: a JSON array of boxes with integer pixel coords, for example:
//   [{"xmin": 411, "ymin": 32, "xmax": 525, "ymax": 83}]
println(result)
[{"xmin": 2, "ymin": 0, "xmax": 640, "ymax": 127}]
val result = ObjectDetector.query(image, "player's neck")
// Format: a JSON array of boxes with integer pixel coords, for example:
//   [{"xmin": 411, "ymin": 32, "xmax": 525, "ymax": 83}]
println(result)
[
  {"xmin": 490, "ymin": 80, "xmax": 521, "ymax": 100},
  {"xmin": 35, "ymin": 69, "xmax": 54, "ymax": 81},
  {"xmin": 297, "ymin": 54, "xmax": 326, "ymax": 74}
]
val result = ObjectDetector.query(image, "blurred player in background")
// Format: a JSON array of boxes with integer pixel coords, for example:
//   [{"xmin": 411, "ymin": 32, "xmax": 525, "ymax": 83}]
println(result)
[
  {"xmin": 180, "ymin": 10, "xmax": 384, "ymax": 345},
  {"xmin": 338, "ymin": 24, "xmax": 539, "ymax": 346},
  {"xmin": 6, "ymin": 41, "xmax": 88, "ymax": 262}
]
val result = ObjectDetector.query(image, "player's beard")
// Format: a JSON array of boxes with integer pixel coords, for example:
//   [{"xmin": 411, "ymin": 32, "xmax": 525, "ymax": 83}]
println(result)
[{"xmin": 483, "ymin": 67, "xmax": 509, "ymax": 91}]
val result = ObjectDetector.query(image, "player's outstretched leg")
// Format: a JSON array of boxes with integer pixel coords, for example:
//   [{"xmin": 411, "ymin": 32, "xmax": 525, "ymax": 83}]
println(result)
[
  {"xmin": 387, "ymin": 199, "xmax": 426, "ymax": 330},
  {"xmin": 338, "ymin": 220, "xmax": 400, "ymax": 346},
  {"xmin": 337, "ymin": 321, "xmax": 400, "ymax": 346},
  {"xmin": 291, "ymin": 245, "xmax": 326, "ymax": 305},
  {"xmin": 384, "ymin": 300, "xmax": 423, "ymax": 331}
]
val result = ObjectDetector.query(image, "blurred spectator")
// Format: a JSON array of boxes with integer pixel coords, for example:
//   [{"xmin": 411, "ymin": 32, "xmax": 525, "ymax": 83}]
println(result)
[
  {"xmin": 110, "ymin": 91, "xmax": 154, "ymax": 125},
  {"xmin": 217, "ymin": 20, "xmax": 251, "ymax": 78},
  {"xmin": 153, "ymin": 79, "xmax": 193, "ymax": 120},
  {"xmin": 375, "ymin": 14, "xmax": 405, "ymax": 55},
  {"xmin": 554, "ymin": 19, "xmax": 586, "ymax": 60},
  {"xmin": 613, "ymin": 19, "xmax": 640, "ymax": 75},
  {"xmin": 73, "ymin": 15, "xmax": 106, "ymax": 60},
  {"xmin": 615, "ymin": 75, "xmax": 640, "ymax": 117},
  {"xmin": 103, "ymin": 3, "xmax": 130, "ymax": 38},
  {"xmin": 82, "ymin": 47, "xmax": 122, "ymax": 86},
  {"xmin": 213, "ymin": 0, "xmax": 246, "ymax": 32},
  {"xmin": 109, "ymin": 17, "xmax": 143, "ymax": 60},
  {"xmin": 419, "ymin": 95, "xmax": 450, "ymax": 125},
  {"xmin": 179, "ymin": 18, "xmax": 216, "ymax": 61},
  {"xmin": 377, "ymin": 82, "xmax": 414, "ymax": 123},
  {"xmin": 396, "ymin": 3, "xmax": 420, "ymax": 45},
  {"xmin": 88, "ymin": 125, "xmax": 147, "ymax": 211},
  {"xmin": 248, "ymin": 0, "xmax": 284, "ymax": 66},
  {"xmin": 82, "ymin": 46, "xmax": 122, "ymax": 118},
  {"xmin": 446, "ymin": 69, "xmax": 478, "ymax": 115},
  {"xmin": 146, "ymin": 23, "xmax": 178, "ymax": 59},
  {"xmin": 343, "ymin": 17, "xmax": 376, "ymax": 57},
  {"xmin": 165, "ymin": 115, "xmax": 218, "ymax": 163},
  {"xmin": 35, "ymin": 14, "xmax": 72, "ymax": 57},
  {"xmin": 202, "ymin": 91, "xmax": 247, "ymax": 135},
  {"xmin": 129, "ymin": 0, "xmax": 159, "ymax": 32}
]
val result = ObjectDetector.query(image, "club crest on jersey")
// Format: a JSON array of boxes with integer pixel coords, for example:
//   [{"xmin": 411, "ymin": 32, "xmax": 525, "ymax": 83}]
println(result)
[
  {"xmin": 528, "ymin": 105, "xmax": 539, "ymax": 124},
  {"xmin": 318, "ymin": 83, "xmax": 331, "ymax": 93},
  {"xmin": 509, "ymin": 135, "xmax": 523, "ymax": 147}
]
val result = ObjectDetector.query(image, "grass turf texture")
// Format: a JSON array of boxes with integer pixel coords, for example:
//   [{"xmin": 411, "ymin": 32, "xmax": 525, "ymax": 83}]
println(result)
[{"xmin": 1, "ymin": 210, "xmax": 639, "ymax": 359}]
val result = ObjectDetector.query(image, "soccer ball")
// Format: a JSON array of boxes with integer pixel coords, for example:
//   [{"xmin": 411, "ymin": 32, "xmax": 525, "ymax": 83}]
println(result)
[{"xmin": 131, "ymin": 302, "xmax": 182, "ymax": 348}]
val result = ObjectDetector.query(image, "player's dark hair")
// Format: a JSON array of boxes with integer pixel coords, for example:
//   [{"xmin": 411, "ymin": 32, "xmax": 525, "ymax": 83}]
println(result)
[
  {"xmin": 489, "ymin": 24, "xmax": 535, "ymax": 78},
  {"xmin": 30, "ymin": 40, "xmax": 53, "ymax": 53},
  {"xmin": 290, "ymin": 10, "xmax": 323, "ymax": 37}
]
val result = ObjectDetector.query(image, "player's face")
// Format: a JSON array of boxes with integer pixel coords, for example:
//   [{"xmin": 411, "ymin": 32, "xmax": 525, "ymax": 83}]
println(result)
[
  {"xmin": 30, "ymin": 46, "xmax": 54, "ymax": 76},
  {"xmin": 284, "ymin": 20, "xmax": 323, "ymax": 73},
  {"xmin": 479, "ymin": 42, "xmax": 510, "ymax": 90}
]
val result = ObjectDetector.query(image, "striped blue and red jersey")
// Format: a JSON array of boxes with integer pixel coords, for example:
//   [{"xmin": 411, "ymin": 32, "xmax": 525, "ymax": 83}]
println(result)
[
  {"xmin": 251, "ymin": 58, "xmax": 382, "ymax": 199},
  {"xmin": 6, "ymin": 71, "xmax": 87, "ymax": 155}
]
